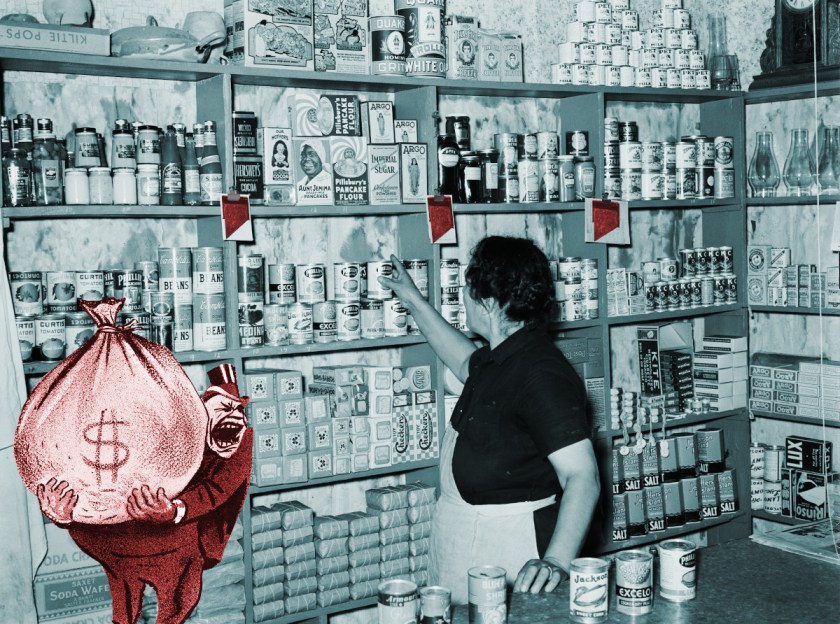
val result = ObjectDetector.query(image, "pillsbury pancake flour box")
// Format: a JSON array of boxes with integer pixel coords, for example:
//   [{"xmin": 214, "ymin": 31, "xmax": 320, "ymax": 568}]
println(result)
[
  {"xmin": 446, "ymin": 15, "xmax": 480, "ymax": 80},
  {"xmin": 331, "ymin": 136, "xmax": 369, "ymax": 205},
  {"xmin": 289, "ymin": 93, "xmax": 362, "ymax": 136},
  {"xmin": 368, "ymin": 144, "xmax": 401, "ymax": 205},
  {"xmin": 314, "ymin": 0, "xmax": 369, "ymax": 74},
  {"xmin": 400, "ymin": 143, "xmax": 428, "ymax": 203},
  {"xmin": 293, "ymin": 138, "xmax": 335, "ymax": 205},
  {"xmin": 226, "ymin": 0, "xmax": 315, "ymax": 69}
]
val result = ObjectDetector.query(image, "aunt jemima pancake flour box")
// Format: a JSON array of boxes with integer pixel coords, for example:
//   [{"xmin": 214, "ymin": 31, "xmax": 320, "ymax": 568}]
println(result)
[
  {"xmin": 331, "ymin": 136, "xmax": 369, "ymax": 205},
  {"xmin": 400, "ymin": 143, "xmax": 427, "ymax": 203},
  {"xmin": 293, "ymin": 138, "xmax": 335, "ymax": 205},
  {"xmin": 314, "ymin": 0, "xmax": 369, "ymax": 74},
  {"xmin": 225, "ymin": 0, "xmax": 315, "ymax": 69}
]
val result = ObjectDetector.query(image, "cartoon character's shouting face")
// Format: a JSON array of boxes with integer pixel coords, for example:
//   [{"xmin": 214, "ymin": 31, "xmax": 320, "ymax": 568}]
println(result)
[{"xmin": 204, "ymin": 392, "xmax": 249, "ymax": 459}]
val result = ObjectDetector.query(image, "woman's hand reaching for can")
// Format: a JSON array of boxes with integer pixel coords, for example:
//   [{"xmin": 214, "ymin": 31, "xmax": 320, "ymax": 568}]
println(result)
[
  {"xmin": 514, "ymin": 557, "xmax": 568, "ymax": 594},
  {"xmin": 378, "ymin": 254, "xmax": 422, "ymax": 311}
]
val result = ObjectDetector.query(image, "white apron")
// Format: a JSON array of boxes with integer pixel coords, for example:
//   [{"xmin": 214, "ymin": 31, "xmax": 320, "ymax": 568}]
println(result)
[{"xmin": 429, "ymin": 424, "xmax": 556, "ymax": 605}]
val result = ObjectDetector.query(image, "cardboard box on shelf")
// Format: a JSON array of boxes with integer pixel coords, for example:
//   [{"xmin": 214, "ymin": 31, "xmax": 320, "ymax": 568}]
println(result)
[
  {"xmin": 400, "ymin": 143, "xmax": 428, "ymax": 203},
  {"xmin": 0, "ymin": 22, "xmax": 110, "ymax": 55},
  {"xmin": 361, "ymin": 102, "xmax": 396, "ymax": 144},
  {"xmin": 293, "ymin": 137, "xmax": 335, "ymax": 205},
  {"xmin": 261, "ymin": 127, "xmax": 297, "ymax": 206},
  {"xmin": 394, "ymin": 120, "xmax": 418, "ymax": 143},
  {"xmin": 331, "ymin": 136, "xmax": 369, "ymax": 205},
  {"xmin": 227, "ymin": 0, "xmax": 314, "ymax": 68},
  {"xmin": 314, "ymin": 0, "xmax": 369, "ymax": 74},
  {"xmin": 34, "ymin": 566, "xmax": 111, "ymax": 621},
  {"xmin": 368, "ymin": 144, "xmax": 401, "ymax": 205}
]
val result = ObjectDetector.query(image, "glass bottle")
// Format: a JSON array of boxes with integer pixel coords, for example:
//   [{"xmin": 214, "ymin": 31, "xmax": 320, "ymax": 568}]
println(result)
[
  {"xmin": 31, "ymin": 134, "xmax": 63, "ymax": 205},
  {"xmin": 182, "ymin": 133, "xmax": 201, "ymax": 206},
  {"xmin": 817, "ymin": 126, "xmax": 840, "ymax": 195},
  {"xmin": 437, "ymin": 133, "xmax": 460, "ymax": 196},
  {"xmin": 783, "ymin": 128, "xmax": 816, "ymax": 197},
  {"xmin": 160, "ymin": 125, "xmax": 183, "ymax": 206},
  {"xmin": 199, "ymin": 120, "xmax": 223, "ymax": 205},
  {"xmin": 460, "ymin": 152, "xmax": 482, "ymax": 203},
  {"xmin": 707, "ymin": 14, "xmax": 732, "ymax": 90},
  {"xmin": 748, "ymin": 131, "xmax": 780, "ymax": 198}
]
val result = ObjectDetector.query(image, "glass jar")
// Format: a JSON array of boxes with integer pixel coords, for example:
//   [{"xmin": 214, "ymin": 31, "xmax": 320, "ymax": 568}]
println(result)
[
  {"xmin": 575, "ymin": 156, "xmax": 596, "ymax": 199},
  {"xmin": 64, "ymin": 168, "xmax": 90, "ymax": 205},
  {"xmin": 783, "ymin": 128, "xmax": 815, "ymax": 197},
  {"xmin": 111, "ymin": 128, "xmax": 137, "ymax": 169},
  {"xmin": 2, "ymin": 148, "xmax": 31, "ymax": 206},
  {"xmin": 74, "ymin": 127, "xmax": 100, "ymax": 168},
  {"xmin": 88, "ymin": 166, "xmax": 113, "ymax": 205},
  {"xmin": 137, "ymin": 125, "xmax": 161, "ymax": 165},
  {"xmin": 137, "ymin": 164, "xmax": 161, "ymax": 205},
  {"xmin": 748, "ymin": 131, "xmax": 780, "ymax": 198},
  {"xmin": 113, "ymin": 168, "xmax": 138, "ymax": 204},
  {"xmin": 460, "ymin": 152, "xmax": 483, "ymax": 203},
  {"xmin": 817, "ymin": 126, "xmax": 840, "ymax": 195},
  {"xmin": 479, "ymin": 148, "xmax": 499, "ymax": 203}
]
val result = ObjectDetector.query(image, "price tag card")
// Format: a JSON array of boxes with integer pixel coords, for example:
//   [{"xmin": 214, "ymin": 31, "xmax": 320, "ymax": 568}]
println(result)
[
  {"xmin": 426, "ymin": 195, "xmax": 457, "ymax": 245},
  {"xmin": 220, "ymin": 192, "xmax": 254, "ymax": 242},
  {"xmin": 585, "ymin": 198, "xmax": 630, "ymax": 245}
]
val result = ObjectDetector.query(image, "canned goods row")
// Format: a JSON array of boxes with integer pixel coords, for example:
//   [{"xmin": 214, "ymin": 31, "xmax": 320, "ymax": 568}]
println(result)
[
  {"xmin": 508, "ymin": 155, "xmax": 595, "ymax": 202},
  {"xmin": 559, "ymin": 38, "xmax": 703, "ymax": 71},
  {"xmin": 552, "ymin": 63, "xmax": 710, "ymax": 89},
  {"xmin": 644, "ymin": 274, "xmax": 737, "ymax": 312},
  {"xmin": 377, "ymin": 579, "xmax": 452, "ymax": 624},
  {"xmin": 263, "ymin": 259, "xmax": 429, "ymax": 306},
  {"xmin": 751, "ymin": 478, "xmax": 785, "ymax": 514},
  {"xmin": 639, "ymin": 247, "xmax": 734, "ymax": 284}
]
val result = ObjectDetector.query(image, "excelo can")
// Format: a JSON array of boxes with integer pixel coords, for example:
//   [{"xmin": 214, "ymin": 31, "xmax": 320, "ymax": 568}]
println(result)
[
  {"xmin": 569, "ymin": 558, "xmax": 609, "ymax": 623},
  {"xmin": 9, "ymin": 271, "xmax": 43, "ymax": 316},
  {"xmin": 337, "ymin": 301, "xmax": 361, "ymax": 341},
  {"xmin": 333, "ymin": 262, "xmax": 361, "ymax": 301},
  {"xmin": 16, "ymin": 316, "xmax": 35, "ymax": 361},
  {"xmin": 269, "ymin": 263, "xmax": 296, "ymax": 304},
  {"xmin": 35, "ymin": 313, "xmax": 65, "ymax": 360},
  {"xmin": 370, "ymin": 15, "xmax": 407, "ymax": 76},
  {"xmin": 193, "ymin": 293, "xmax": 226, "ymax": 352},
  {"xmin": 658, "ymin": 539, "xmax": 697, "ymax": 602},
  {"xmin": 288, "ymin": 302, "xmax": 314, "ymax": 345},
  {"xmin": 366, "ymin": 260, "xmax": 393, "ymax": 300},
  {"xmin": 313, "ymin": 301, "xmax": 337, "ymax": 343},
  {"xmin": 615, "ymin": 549, "xmax": 653, "ymax": 616},
  {"xmin": 192, "ymin": 247, "xmax": 224, "ymax": 294},
  {"xmin": 419, "ymin": 585, "xmax": 451, "ymax": 623},
  {"xmin": 264, "ymin": 303, "xmax": 289, "ymax": 346},
  {"xmin": 297, "ymin": 263, "xmax": 326, "ymax": 304},
  {"xmin": 468, "ymin": 565, "xmax": 506, "ymax": 624},
  {"xmin": 377, "ymin": 578, "xmax": 417, "ymax": 624}
]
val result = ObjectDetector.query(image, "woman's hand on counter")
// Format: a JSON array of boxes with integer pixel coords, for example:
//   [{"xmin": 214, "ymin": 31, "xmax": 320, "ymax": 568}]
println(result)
[{"xmin": 514, "ymin": 557, "xmax": 568, "ymax": 594}]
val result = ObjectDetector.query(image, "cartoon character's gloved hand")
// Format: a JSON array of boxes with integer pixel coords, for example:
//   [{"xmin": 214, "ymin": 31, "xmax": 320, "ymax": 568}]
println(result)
[
  {"xmin": 37, "ymin": 477, "xmax": 78, "ymax": 524},
  {"xmin": 126, "ymin": 485, "xmax": 177, "ymax": 523}
]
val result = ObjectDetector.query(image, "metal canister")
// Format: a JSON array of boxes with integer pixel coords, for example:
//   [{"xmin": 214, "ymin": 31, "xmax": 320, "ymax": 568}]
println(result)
[
  {"xmin": 658, "ymin": 539, "xmax": 697, "ymax": 602},
  {"xmin": 658, "ymin": 257, "xmax": 679, "ymax": 281},
  {"xmin": 694, "ymin": 247, "xmax": 710, "ymax": 275},
  {"xmin": 403, "ymin": 259, "xmax": 429, "ymax": 300},
  {"xmin": 518, "ymin": 158, "xmax": 540, "ymax": 203},
  {"xmin": 536, "ymin": 132, "xmax": 559, "ymax": 159},
  {"xmin": 559, "ymin": 155, "xmax": 576, "ymax": 202},
  {"xmin": 698, "ymin": 166, "xmax": 715, "ymax": 197},
  {"xmin": 64, "ymin": 310, "xmax": 95, "ymax": 357},
  {"xmin": 420, "ymin": 585, "xmax": 451, "ymax": 623},
  {"xmin": 764, "ymin": 480, "xmax": 782, "ymax": 514},
  {"xmin": 468, "ymin": 566, "xmax": 507, "ymax": 624},
  {"xmin": 378, "ymin": 579, "xmax": 418, "ymax": 624},
  {"xmin": 264, "ymin": 303, "xmax": 289, "ymax": 346},
  {"xmin": 396, "ymin": 0, "xmax": 445, "ymax": 78},
  {"xmin": 763, "ymin": 445, "xmax": 784, "ymax": 482},
  {"xmin": 676, "ymin": 141, "xmax": 696, "ymax": 169},
  {"xmin": 192, "ymin": 293, "xmax": 226, "ymax": 352},
  {"xmin": 133, "ymin": 261, "xmax": 159, "ymax": 292},
  {"xmin": 604, "ymin": 141, "xmax": 620, "ymax": 169},
  {"xmin": 678, "ymin": 249, "xmax": 696, "ymax": 277},
  {"xmin": 690, "ymin": 277, "xmax": 703, "ymax": 308},
  {"xmin": 333, "ymin": 262, "xmax": 361, "ymax": 301},
  {"xmin": 677, "ymin": 278, "xmax": 692, "ymax": 308},
  {"xmin": 645, "ymin": 282, "xmax": 658, "ymax": 312},
  {"xmin": 158, "ymin": 247, "xmax": 192, "ymax": 305},
  {"xmin": 620, "ymin": 170, "xmax": 641, "ymax": 201},
  {"xmin": 46, "ymin": 270, "xmax": 77, "ymax": 313},
  {"xmin": 9, "ymin": 271, "xmax": 44, "ymax": 316},
  {"xmin": 288, "ymin": 302, "xmax": 314, "ymax": 345},
  {"xmin": 615, "ymin": 550, "xmax": 653, "ymax": 616},
  {"xmin": 192, "ymin": 247, "xmax": 224, "ymax": 295},
  {"xmin": 35, "ymin": 313, "xmax": 66, "ymax": 360},
  {"xmin": 296, "ymin": 263, "xmax": 326, "ymax": 304},
  {"xmin": 366, "ymin": 260, "xmax": 393, "ymax": 300},
  {"xmin": 714, "ymin": 136, "xmax": 734, "ymax": 169},
  {"xmin": 384, "ymin": 298, "xmax": 408, "ymax": 337},
  {"xmin": 569, "ymin": 558, "xmax": 609, "ymax": 623},
  {"xmin": 494, "ymin": 133, "xmax": 522, "ymax": 178},
  {"xmin": 370, "ymin": 15, "xmax": 406, "ymax": 76},
  {"xmin": 16, "ymin": 316, "xmax": 35, "ymax": 362},
  {"xmin": 232, "ymin": 110, "xmax": 258, "ymax": 155},
  {"xmin": 619, "ymin": 141, "xmax": 642, "ymax": 169},
  {"xmin": 559, "ymin": 257, "xmax": 582, "ymax": 282},
  {"xmin": 439, "ymin": 259, "xmax": 461, "ymax": 289},
  {"xmin": 714, "ymin": 168, "xmax": 735, "ymax": 198},
  {"xmin": 313, "ymin": 301, "xmax": 337, "ymax": 343},
  {"xmin": 72, "ymin": 271, "xmax": 104, "ymax": 305},
  {"xmin": 713, "ymin": 274, "xmax": 727, "ymax": 305},
  {"xmin": 675, "ymin": 168, "xmax": 697, "ymax": 199},
  {"xmin": 269, "ymin": 263, "xmax": 296, "ymax": 304},
  {"xmin": 655, "ymin": 281, "xmax": 669, "ymax": 310},
  {"xmin": 113, "ymin": 269, "xmax": 144, "ymax": 312},
  {"xmin": 750, "ymin": 443, "xmax": 766, "ymax": 479},
  {"xmin": 337, "ymin": 301, "xmax": 361, "ymax": 341},
  {"xmin": 173, "ymin": 303, "xmax": 193, "ymax": 352},
  {"xmin": 539, "ymin": 157, "xmax": 560, "ymax": 202},
  {"xmin": 150, "ymin": 315, "xmax": 173, "ymax": 349},
  {"xmin": 751, "ymin": 478, "xmax": 765, "ymax": 510},
  {"xmin": 361, "ymin": 297, "xmax": 384, "ymax": 339}
]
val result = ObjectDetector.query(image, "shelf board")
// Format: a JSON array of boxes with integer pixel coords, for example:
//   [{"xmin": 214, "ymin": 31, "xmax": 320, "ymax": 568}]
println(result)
[
  {"xmin": 255, "ymin": 597, "xmax": 377, "ymax": 624},
  {"xmin": 240, "ymin": 335, "xmax": 427, "ymax": 358},
  {"xmin": 601, "ymin": 85, "xmax": 744, "ymax": 104},
  {"xmin": 454, "ymin": 201, "xmax": 583, "ymax": 214},
  {"xmin": 554, "ymin": 318, "xmax": 603, "ymax": 330},
  {"xmin": 607, "ymin": 302, "xmax": 745, "ymax": 327},
  {"xmin": 750, "ymin": 409, "xmax": 840, "ymax": 429},
  {"xmin": 249, "ymin": 458, "xmax": 438, "ymax": 495},
  {"xmin": 746, "ymin": 195, "xmax": 840, "ymax": 206},
  {"xmin": 746, "ymin": 78, "xmax": 840, "ymax": 104},
  {"xmin": 595, "ymin": 509, "xmax": 747, "ymax": 555},
  {"xmin": 2, "ymin": 205, "xmax": 218, "ymax": 219},
  {"xmin": 251, "ymin": 204, "xmax": 424, "ymax": 218},
  {"xmin": 627, "ymin": 198, "xmax": 740, "ymax": 211},
  {"xmin": 751, "ymin": 510, "xmax": 810, "ymax": 525},
  {"xmin": 594, "ymin": 408, "xmax": 747, "ymax": 441},
  {"xmin": 750, "ymin": 306, "xmax": 840, "ymax": 317},
  {"xmin": 22, "ymin": 348, "xmax": 234, "ymax": 376}
]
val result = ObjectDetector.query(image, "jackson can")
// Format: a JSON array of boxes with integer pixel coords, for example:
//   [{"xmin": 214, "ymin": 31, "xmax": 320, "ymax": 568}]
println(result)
[
  {"xmin": 9, "ymin": 271, "xmax": 44, "ymax": 316},
  {"xmin": 296, "ymin": 263, "xmax": 326, "ymax": 304},
  {"xmin": 370, "ymin": 15, "xmax": 406, "ymax": 75},
  {"xmin": 378, "ymin": 578, "xmax": 418, "ymax": 624},
  {"xmin": 615, "ymin": 549, "xmax": 653, "ymax": 616},
  {"xmin": 419, "ymin": 585, "xmax": 451, "ymax": 623},
  {"xmin": 313, "ymin": 300, "xmax": 338, "ymax": 343},
  {"xmin": 16, "ymin": 316, "xmax": 35, "ymax": 361},
  {"xmin": 269, "ymin": 263, "xmax": 297, "ymax": 304},
  {"xmin": 333, "ymin": 262, "xmax": 361, "ymax": 301},
  {"xmin": 192, "ymin": 293, "xmax": 226, "ymax": 352},
  {"xmin": 468, "ymin": 566, "xmax": 507, "ymax": 624},
  {"xmin": 658, "ymin": 539, "xmax": 697, "ymax": 602},
  {"xmin": 569, "ymin": 557, "xmax": 609, "ymax": 622}
]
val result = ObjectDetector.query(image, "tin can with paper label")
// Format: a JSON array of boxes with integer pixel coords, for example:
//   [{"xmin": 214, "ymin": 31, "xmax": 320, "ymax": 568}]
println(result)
[
  {"xmin": 569, "ymin": 557, "xmax": 609, "ymax": 622},
  {"xmin": 658, "ymin": 539, "xmax": 697, "ymax": 602}
]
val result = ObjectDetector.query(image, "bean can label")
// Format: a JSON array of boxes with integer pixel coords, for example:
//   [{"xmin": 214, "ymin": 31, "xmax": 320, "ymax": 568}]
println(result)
[
  {"xmin": 192, "ymin": 293, "xmax": 226, "ymax": 352},
  {"xmin": 192, "ymin": 247, "xmax": 224, "ymax": 294},
  {"xmin": 658, "ymin": 539, "xmax": 697, "ymax": 602},
  {"xmin": 10, "ymin": 271, "xmax": 44, "ymax": 316},
  {"xmin": 615, "ymin": 550, "xmax": 653, "ymax": 616},
  {"xmin": 570, "ymin": 558, "xmax": 609, "ymax": 622}
]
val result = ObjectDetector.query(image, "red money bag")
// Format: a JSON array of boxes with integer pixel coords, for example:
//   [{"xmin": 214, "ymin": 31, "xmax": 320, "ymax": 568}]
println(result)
[{"xmin": 14, "ymin": 298, "xmax": 207, "ymax": 524}]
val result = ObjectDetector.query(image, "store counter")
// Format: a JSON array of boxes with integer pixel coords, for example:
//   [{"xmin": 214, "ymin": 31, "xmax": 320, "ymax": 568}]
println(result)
[{"xmin": 451, "ymin": 539, "xmax": 839, "ymax": 623}]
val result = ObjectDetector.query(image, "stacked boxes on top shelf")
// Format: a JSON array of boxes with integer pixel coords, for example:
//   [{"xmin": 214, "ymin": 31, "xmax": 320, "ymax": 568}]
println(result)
[
  {"xmin": 693, "ymin": 334, "xmax": 748, "ymax": 412},
  {"xmin": 749, "ymin": 354, "xmax": 840, "ymax": 422},
  {"xmin": 557, "ymin": 336, "xmax": 606, "ymax": 433},
  {"xmin": 746, "ymin": 244, "xmax": 839, "ymax": 309}
]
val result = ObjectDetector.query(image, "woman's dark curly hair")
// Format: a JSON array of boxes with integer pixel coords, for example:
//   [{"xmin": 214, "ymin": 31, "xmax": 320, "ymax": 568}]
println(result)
[{"xmin": 464, "ymin": 236, "xmax": 553, "ymax": 327}]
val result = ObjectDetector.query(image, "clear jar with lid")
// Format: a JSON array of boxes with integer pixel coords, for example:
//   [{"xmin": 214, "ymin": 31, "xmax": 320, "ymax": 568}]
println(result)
[
  {"xmin": 112, "ymin": 128, "xmax": 137, "ymax": 169},
  {"xmin": 479, "ymin": 149, "xmax": 499, "ymax": 203},
  {"xmin": 88, "ymin": 167, "xmax": 113, "ymax": 205},
  {"xmin": 74, "ymin": 127, "xmax": 100, "ymax": 168},
  {"xmin": 137, "ymin": 125, "xmax": 161, "ymax": 165},
  {"xmin": 136, "ymin": 164, "xmax": 161, "ymax": 205},
  {"xmin": 575, "ymin": 156, "xmax": 596, "ymax": 199},
  {"xmin": 459, "ymin": 152, "xmax": 483, "ymax": 203},
  {"xmin": 64, "ymin": 168, "xmax": 90, "ymax": 204},
  {"xmin": 113, "ymin": 168, "xmax": 137, "ymax": 204}
]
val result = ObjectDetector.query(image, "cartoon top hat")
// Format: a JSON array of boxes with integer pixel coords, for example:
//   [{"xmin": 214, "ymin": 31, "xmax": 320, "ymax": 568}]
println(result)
[{"xmin": 203, "ymin": 363, "xmax": 250, "ymax": 407}]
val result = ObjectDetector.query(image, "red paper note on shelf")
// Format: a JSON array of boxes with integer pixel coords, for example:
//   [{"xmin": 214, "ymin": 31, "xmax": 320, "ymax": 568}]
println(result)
[
  {"xmin": 585, "ymin": 198, "xmax": 630, "ymax": 245},
  {"xmin": 426, "ymin": 195, "xmax": 457, "ymax": 244},
  {"xmin": 220, "ymin": 192, "xmax": 254, "ymax": 241}
]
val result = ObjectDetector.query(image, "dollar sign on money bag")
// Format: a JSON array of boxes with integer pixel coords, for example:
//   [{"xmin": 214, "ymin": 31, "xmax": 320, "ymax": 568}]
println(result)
[{"xmin": 14, "ymin": 299, "xmax": 207, "ymax": 524}]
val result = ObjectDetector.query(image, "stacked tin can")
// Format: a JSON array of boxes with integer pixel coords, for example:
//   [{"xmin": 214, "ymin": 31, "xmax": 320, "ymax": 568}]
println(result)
[
  {"xmin": 642, "ymin": 246, "xmax": 736, "ymax": 313},
  {"xmin": 440, "ymin": 258, "xmax": 465, "ymax": 330},
  {"xmin": 552, "ymin": 0, "xmax": 710, "ymax": 89},
  {"xmin": 552, "ymin": 257, "xmax": 599, "ymax": 321}
]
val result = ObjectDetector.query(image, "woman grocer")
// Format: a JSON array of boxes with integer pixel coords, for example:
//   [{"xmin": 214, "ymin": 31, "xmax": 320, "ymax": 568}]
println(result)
[{"xmin": 380, "ymin": 236, "xmax": 601, "ymax": 604}]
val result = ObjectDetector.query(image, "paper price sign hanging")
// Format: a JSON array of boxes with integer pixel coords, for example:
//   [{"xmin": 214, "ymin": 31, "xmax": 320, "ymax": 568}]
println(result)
[
  {"xmin": 426, "ymin": 195, "xmax": 457, "ymax": 245},
  {"xmin": 585, "ymin": 198, "xmax": 630, "ymax": 245},
  {"xmin": 220, "ymin": 191, "xmax": 254, "ymax": 242}
]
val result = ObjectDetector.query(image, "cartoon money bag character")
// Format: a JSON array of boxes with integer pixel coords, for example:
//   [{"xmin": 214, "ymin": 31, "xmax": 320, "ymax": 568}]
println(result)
[{"xmin": 15, "ymin": 300, "xmax": 251, "ymax": 624}]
